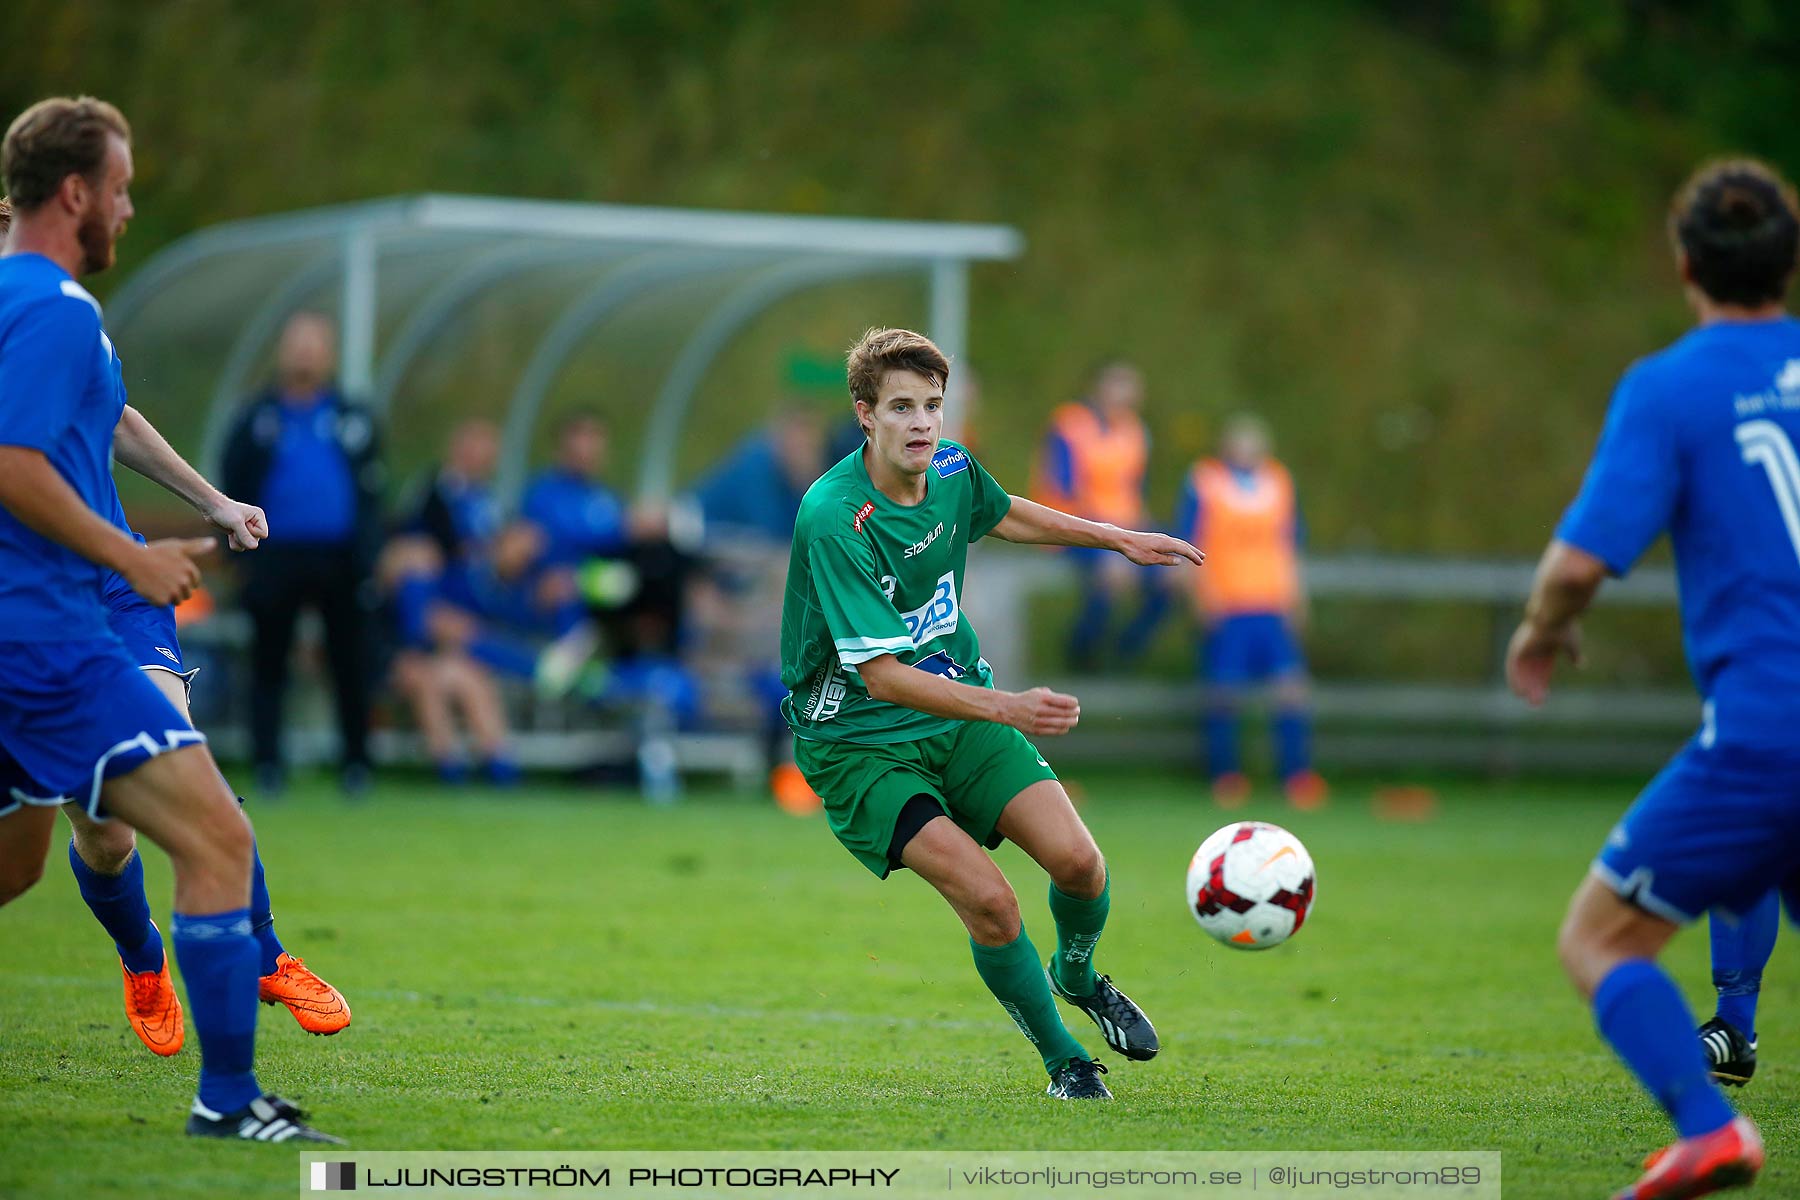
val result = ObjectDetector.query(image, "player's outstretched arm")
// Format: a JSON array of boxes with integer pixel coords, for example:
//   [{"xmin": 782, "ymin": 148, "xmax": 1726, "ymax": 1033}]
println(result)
[
  {"xmin": 859, "ymin": 653, "xmax": 1081, "ymax": 737},
  {"xmin": 0, "ymin": 445, "xmax": 214, "ymax": 605},
  {"xmin": 989, "ymin": 494, "xmax": 1204, "ymax": 568},
  {"xmin": 1505, "ymin": 538, "xmax": 1606, "ymax": 707},
  {"xmin": 114, "ymin": 405, "xmax": 267, "ymax": 550}
]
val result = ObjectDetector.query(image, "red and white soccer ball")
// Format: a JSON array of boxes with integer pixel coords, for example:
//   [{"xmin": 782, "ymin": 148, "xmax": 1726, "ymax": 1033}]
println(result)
[{"xmin": 1186, "ymin": 821, "xmax": 1316, "ymax": 950}]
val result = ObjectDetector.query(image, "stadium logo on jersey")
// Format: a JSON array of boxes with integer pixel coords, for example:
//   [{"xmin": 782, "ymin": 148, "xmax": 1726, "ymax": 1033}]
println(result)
[
  {"xmin": 154, "ymin": 646, "xmax": 179, "ymax": 664},
  {"xmin": 904, "ymin": 521, "xmax": 945, "ymax": 559},
  {"xmin": 899, "ymin": 571, "xmax": 959, "ymax": 645},
  {"xmin": 932, "ymin": 445, "xmax": 969, "ymax": 478},
  {"xmin": 852, "ymin": 502, "xmax": 876, "ymax": 533}
]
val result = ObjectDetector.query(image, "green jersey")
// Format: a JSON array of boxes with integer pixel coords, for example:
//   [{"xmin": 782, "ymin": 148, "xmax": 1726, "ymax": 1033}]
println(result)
[{"xmin": 780, "ymin": 440, "xmax": 1013, "ymax": 744}]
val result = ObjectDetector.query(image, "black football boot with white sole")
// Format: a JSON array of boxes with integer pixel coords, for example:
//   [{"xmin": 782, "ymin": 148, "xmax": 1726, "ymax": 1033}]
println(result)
[
  {"xmin": 1045, "ymin": 1058, "xmax": 1112, "ymax": 1100},
  {"xmin": 186, "ymin": 1094, "xmax": 346, "ymax": 1143},
  {"xmin": 1700, "ymin": 1017, "xmax": 1758, "ymax": 1087},
  {"xmin": 1047, "ymin": 968, "xmax": 1161, "ymax": 1061}
]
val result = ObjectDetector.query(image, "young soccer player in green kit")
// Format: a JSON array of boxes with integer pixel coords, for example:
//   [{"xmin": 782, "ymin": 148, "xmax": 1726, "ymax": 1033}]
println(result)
[{"xmin": 780, "ymin": 328, "xmax": 1205, "ymax": 1099}]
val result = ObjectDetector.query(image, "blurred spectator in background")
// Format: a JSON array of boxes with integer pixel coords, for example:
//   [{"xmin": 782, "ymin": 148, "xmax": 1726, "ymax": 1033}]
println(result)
[
  {"xmin": 1032, "ymin": 360, "xmax": 1168, "ymax": 670},
  {"xmin": 689, "ymin": 401, "xmax": 825, "ymax": 543},
  {"xmin": 402, "ymin": 417, "xmax": 502, "ymax": 563},
  {"xmin": 1173, "ymin": 414, "xmax": 1324, "ymax": 810},
  {"xmin": 223, "ymin": 312, "xmax": 382, "ymax": 795},
  {"xmin": 521, "ymin": 410, "xmax": 626, "ymax": 567},
  {"xmin": 379, "ymin": 537, "xmax": 516, "ymax": 786}
]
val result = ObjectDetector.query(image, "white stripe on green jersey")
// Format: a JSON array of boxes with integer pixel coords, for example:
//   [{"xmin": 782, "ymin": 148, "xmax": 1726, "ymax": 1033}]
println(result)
[{"xmin": 780, "ymin": 440, "xmax": 1013, "ymax": 744}]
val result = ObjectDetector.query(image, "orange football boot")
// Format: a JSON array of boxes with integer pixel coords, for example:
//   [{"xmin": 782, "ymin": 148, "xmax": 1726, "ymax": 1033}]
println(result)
[
  {"xmin": 1613, "ymin": 1115, "xmax": 1762, "ymax": 1200},
  {"xmin": 258, "ymin": 953, "xmax": 351, "ymax": 1035},
  {"xmin": 1211, "ymin": 772, "xmax": 1251, "ymax": 809},
  {"xmin": 122, "ymin": 927, "xmax": 184, "ymax": 1056},
  {"xmin": 1284, "ymin": 769, "xmax": 1329, "ymax": 811}
]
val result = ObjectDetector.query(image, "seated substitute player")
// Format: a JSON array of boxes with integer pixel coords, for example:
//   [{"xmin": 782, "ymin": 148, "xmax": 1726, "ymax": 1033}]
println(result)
[
  {"xmin": 782, "ymin": 328, "xmax": 1204, "ymax": 1100},
  {"xmin": 0, "ymin": 196, "xmax": 350, "ymax": 1058},
  {"xmin": 0, "ymin": 95, "xmax": 341, "ymax": 1143},
  {"xmin": 1506, "ymin": 159, "xmax": 1800, "ymax": 1199}
]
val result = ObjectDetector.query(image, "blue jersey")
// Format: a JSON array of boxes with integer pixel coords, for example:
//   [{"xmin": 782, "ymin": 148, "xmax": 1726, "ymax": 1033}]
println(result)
[
  {"xmin": 1558, "ymin": 316, "xmax": 1800, "ymax": 755},
  {"xmin": 0, "ymin": 254, "xmax": 128, "ymax": 641},
  {"xmin": 521, "ymin": 468, "xmax": 627, "ymax": 565}
]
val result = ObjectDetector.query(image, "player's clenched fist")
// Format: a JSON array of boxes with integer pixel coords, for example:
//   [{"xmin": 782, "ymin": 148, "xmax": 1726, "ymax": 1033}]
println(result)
[
  {"xmin": 123, "ymin": 537, "xmax": 216, "ymax": 606},
  {"xmin": 1004, "ymin": 686, "xmax": 1081, "ymax": 737}
]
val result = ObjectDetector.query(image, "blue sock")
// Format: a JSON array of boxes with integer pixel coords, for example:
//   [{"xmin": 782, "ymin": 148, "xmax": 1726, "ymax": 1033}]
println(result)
[
  {"xmin": 1711, "ymin": 891, "xmax": 1780, "ymax": 1041},
  {"xmin": 1117, "ymin": 584, "xmax": 1170, "ymax": 660},
  {"xmin": 1068, "ymin": 582, "xmax": 1111, "ymax": 666},
  {"xmin": 68, "ymin": 842, "xmax": 163, "ymax": 975},
  {"xmin": 1594, "ymin": 959, "xmax": 1736, "ymax": 1139},
  {"xmin": 484, "ymin": 756, "xmax": 521, "ymax": 787},
  {"xmin": 248, "ymin": 840, "xmax": 285, "ymax": 978},
  {"xmin": 1275, "ymin": 708, "xmax": 1312, "ymax": 780},
  {"xmin": 1205, "ymin": 708, "xmax": 1240, "ymax": 777},
  {"xmin": 170, "ymin": 908, "xmax": 262, "ymax": 1114}
]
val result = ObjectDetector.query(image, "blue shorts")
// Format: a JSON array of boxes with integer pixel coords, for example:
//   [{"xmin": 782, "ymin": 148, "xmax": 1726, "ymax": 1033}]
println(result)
[
  {"xmin": 105, "ymin": 590, "xmax": 198, "ymax": 698},
  {"xmin": 1593, "ymin": 738, "xmax": 1800, "ymax": 924},
  {"xmin": 0, "ymin": 638, "xmax": 205, "ymax": 821},
  {"xmin": 1203, "ymin": 612, "xmax": 1304, "ymax": 686}
]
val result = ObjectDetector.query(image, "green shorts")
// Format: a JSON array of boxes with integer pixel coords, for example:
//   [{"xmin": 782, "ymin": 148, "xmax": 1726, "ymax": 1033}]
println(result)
[{"xmin": 794, "ymin": 720, "xmax": 1058, "ymax": 878}]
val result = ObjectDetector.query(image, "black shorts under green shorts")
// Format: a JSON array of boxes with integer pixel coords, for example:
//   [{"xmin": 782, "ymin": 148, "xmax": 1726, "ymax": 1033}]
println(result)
[{"xmin": 793, "ymin": 720, "xmax": 1058, "ymax": 879}]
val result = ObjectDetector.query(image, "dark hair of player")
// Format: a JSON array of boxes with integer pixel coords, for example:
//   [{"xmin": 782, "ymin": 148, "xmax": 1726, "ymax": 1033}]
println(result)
[
  {"xmin": 2, "ymin": 96, "xmax": 131, "ymax": 212},
  {"xmin": 1670, "ymin": 159, "xmax": 1800, "ymax": 307},
  {"xmin": 845, "ymin": 327, "xmax": 951, "ymax": 411}
]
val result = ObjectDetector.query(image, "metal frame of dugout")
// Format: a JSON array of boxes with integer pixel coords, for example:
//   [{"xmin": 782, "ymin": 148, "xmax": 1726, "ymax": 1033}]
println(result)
[{"xmin": 105, "ymin": 193, "xmax": 1023, "ymax": 504}]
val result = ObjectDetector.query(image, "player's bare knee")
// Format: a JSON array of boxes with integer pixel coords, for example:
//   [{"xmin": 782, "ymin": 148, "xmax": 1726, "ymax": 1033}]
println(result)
[
  {"xmin": 1052, "ymin": 841, "xmax": 1105, "ymax": 899},
  {"xmin": 965, "ymin": 879, "xmax": 1021, "ymax": 944},
  {"xmin": 1555, "ymin": 906, "xmax": 1624, "ymax": 998},
  {"xmin": 70, "ymin": 815, "xmax": 137, "ymax": 875}
]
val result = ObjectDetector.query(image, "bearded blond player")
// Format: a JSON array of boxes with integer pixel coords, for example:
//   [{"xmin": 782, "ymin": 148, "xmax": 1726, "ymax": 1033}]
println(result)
[{"xmin": 780, "ymin": 328, "xmax": 1203, "ymax": 1099}]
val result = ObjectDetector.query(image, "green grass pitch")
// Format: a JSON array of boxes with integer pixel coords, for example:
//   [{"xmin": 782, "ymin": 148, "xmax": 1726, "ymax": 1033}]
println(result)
[{"xmin": 1, "ymin": 774, "xmax": 1795, "ymax": 1198}]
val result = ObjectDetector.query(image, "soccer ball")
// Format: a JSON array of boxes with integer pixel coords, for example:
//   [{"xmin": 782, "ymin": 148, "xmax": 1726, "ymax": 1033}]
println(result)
[{"xmin": 1186, "ymin": 821, "xmax": 1316, "ymax": 950}]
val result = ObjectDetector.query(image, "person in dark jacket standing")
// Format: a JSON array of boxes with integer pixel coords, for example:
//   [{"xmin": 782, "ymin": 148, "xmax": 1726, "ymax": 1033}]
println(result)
[{"xmin": 222, "ymin": 312, "xmax": 383, "ymax": 795}]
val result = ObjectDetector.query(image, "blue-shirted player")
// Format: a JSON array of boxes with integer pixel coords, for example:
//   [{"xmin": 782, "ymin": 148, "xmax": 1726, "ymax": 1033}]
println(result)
[
  {"xmin": 0, "ymin": 96, "xmax": 340, "ymax": 1144},
  {"xmin": 1506, "ymin": 158, "xmax": 1800, "ymax": 1199}
]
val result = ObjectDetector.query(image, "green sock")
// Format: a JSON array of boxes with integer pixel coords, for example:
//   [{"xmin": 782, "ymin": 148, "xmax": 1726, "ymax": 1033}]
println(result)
[
  {"xmin": 969, "ymin": 927, "xmax": 1089, "ymax": 1072},
  {"xmin": 1048, "ymin": 874, "xmax": 1110, "ymax": 997}
]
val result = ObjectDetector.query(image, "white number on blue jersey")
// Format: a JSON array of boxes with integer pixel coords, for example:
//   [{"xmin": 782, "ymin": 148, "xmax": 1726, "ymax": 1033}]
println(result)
[{"xmin": 1735, "ymin": 419, "xmax": 1800, "ymax": 566}]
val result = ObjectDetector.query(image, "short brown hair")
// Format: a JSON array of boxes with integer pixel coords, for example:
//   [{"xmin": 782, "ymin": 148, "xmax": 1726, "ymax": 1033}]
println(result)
[
  {"xmin": 845, "ymin": 327, "xmax": 950, "ymax": 410},
  {"xmin": 1671, "ymin": 158, "xmax": 1800, "ymax": 306},
  {"xmin": 3, "ymin": 96, "xmax": 131, "ymax": 211}
]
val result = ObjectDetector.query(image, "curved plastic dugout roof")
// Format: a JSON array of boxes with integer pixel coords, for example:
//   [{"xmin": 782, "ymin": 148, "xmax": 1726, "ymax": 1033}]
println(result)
[{"xmin": 106, "ymin": 194, "xmax": 1023, "ymax": 501}]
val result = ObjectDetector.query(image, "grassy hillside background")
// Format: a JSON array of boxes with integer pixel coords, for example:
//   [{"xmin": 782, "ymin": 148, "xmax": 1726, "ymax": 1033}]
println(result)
[{"xmin": 4, "ymin": 0, "xmax": 1792, "ymax": 553}]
